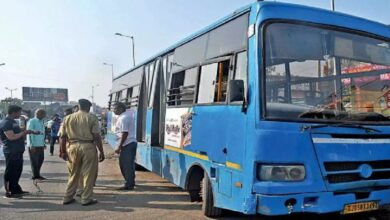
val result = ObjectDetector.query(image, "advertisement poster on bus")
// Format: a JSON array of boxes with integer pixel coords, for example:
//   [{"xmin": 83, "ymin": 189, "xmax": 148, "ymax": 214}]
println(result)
[{"xmin": 165, "ymin": 108, "xmax": 192, "ymax": 148}]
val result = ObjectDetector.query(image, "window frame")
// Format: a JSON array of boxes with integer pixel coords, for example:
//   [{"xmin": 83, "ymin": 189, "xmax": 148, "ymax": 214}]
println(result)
[
  {"xmin": 230, "ymin": 49, "xmax": 248, "ymax": 106},
  {"xmin": 195, "ymin": 55, "xmax": 234, "ymax": 106},
  {"xmin": 260, "ymin": 19, "xmax": 390, "ymax": 124},
  {"xmin": 167, "ymin": 64, "xmax": 200, "ymax": 108}
]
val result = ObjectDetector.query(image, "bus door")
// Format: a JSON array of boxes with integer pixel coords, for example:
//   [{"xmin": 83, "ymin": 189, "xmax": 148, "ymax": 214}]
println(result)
[
  {"xmin": 192, "ymin": 54, "xmax": 247, "ymax": 171},
  {"xmin": 192, "ymin": 53, "xmax": 247, "ymax": 198},
  {"xmin": 147, "ymin": 58, "xmax": 164, "ymax": 175}
]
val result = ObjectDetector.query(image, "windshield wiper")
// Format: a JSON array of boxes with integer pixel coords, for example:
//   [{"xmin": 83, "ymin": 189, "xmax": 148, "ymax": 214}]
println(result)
[{"xmin": 301, "ymin": 123, "xmax": 381, "ymax": 133}]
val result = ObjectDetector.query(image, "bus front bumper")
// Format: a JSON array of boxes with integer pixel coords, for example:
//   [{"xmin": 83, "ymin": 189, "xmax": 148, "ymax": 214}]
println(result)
[{"xmin": 256, "ymin": 189, "xmax": 390, "ymax": 216}]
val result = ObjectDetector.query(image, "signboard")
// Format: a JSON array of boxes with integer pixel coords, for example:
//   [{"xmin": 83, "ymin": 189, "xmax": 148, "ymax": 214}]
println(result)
[
  {"xmin": 164, "ymin": 108, "xmax": 193, "ymax": 148},
  {"xmin": 22, "ymin": 87, "xmax": 68, "ymax": 102}
]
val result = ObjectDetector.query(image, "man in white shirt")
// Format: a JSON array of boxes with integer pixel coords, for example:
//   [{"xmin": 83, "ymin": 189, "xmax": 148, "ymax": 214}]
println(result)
[{"xmin": 113, "ymin": 102, "xmax": 137, "ymax": 190}]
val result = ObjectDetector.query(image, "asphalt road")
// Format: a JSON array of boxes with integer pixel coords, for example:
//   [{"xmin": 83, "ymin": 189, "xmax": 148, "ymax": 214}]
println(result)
[{"xmin": 0, "ymin": 145, "xmax": 389, "ymax": 220}]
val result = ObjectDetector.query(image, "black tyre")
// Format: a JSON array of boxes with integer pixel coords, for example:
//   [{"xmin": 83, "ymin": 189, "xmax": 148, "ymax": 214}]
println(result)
[
  {"xmin": 201, "ymin": 173, "xmax": 222, "ymax": 217},
  {"xmin": 189, "ymin": 189, "xmax": 202, "ymax": 202}
]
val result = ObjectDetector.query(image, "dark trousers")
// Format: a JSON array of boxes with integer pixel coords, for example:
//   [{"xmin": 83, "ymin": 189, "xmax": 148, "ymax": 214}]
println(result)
[
  {"xmin": 50, "ymin": 136, "xmax": 58, "ymax": 154},
  {"xmin": 119, "ymin": 142, "xmax": 137, "ymax": 188},
  {"xmin": 28, "ymin": 147, "xmax": 44, "ymax": 178},
  {"xmin": 4, "ymin": 152, "xmax": 24, "ymax": 194}
]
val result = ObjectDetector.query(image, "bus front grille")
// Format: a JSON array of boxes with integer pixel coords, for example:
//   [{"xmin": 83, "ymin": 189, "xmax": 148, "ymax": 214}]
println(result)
[{"xmin": 324, "ymin": 161, "xmax": 390, "ymax": 184}]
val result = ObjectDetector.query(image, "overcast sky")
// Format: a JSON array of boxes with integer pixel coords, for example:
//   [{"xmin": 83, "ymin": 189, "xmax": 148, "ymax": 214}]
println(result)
[{"xmin": 0, "ymin": 0, "xmax": 389, "ymax": 106}]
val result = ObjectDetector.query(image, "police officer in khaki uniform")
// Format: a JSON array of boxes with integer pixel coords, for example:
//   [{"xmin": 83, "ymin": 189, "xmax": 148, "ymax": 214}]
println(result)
[{"xmin": 59, "ymin": 99, "xmax": 104, "ymax": 206}]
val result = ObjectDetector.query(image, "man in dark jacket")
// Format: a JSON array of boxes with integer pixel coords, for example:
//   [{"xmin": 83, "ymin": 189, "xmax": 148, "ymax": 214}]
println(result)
[{"xmin": 0, "ymin": 105, "xmax": 36, "ymax": 198}]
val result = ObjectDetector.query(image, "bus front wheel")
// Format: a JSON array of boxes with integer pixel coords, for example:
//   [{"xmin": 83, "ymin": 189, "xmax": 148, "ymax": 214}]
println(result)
[{"xmin": 201, "ymin": 173, "xmax": 222, "ymax": 217}]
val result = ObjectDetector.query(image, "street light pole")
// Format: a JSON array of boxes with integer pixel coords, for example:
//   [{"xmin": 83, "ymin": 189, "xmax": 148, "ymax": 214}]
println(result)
[
  {"xmin": 5, "ymin": 87, "xmax": 17, "ymax": 98},
  {"xmin": 331, "ymin": 0, "xmax": 335, "ymax": 11},
  {"xmin": 115, "ymin": 33, "xmax": 136, "ymax": 67},
  {"xmin": 91, "ymin": 84, "xmax": 100, "ymax": 105},
  {"xmin": 103, "ymin": 62, "xmax": 114, "ymax": 81}
]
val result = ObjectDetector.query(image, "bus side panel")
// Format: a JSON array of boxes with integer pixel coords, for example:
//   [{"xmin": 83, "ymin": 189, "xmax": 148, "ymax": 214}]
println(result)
[
  {"xmin": 136, "ymin": 143, "xmax": 151, "ymax": 170},
  {"xmin": 189, "ymin": 105, "xmax": 230, "ymax": 164},
  {"xmin": 145, "ymin": 109, "xmax": 152, "ymax": 145},
  {"xmin": 162, "ymin": 149, "xmax": 185, "ymax": 185},
  {"xmin": 214, "ymin": 166, "xmax": 249, "ymax": 214},
  {"xmin": 161, "ymin": 148, "xmax": 250, "ymax": 214},
  {"xmin": 151, "ymin": 147, "xmax": 162, "ymax": 176}
]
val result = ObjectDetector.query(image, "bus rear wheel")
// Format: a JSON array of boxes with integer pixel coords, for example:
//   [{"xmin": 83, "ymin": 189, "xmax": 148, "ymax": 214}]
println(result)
[{"xmin": 201, "ymin": 173, "xmax": 222, "ymax": 217}]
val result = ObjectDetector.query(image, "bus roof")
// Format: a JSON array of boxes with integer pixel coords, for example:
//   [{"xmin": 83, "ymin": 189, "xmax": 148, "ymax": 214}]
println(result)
[{"xmin": 114, "ymin": 1, "xmax": 390, "ymax": 81}]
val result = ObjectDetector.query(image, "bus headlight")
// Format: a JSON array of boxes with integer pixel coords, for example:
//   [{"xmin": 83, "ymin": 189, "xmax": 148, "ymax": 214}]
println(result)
[{"xmin": 258, "ymin": 165, "xmax": 306, "ymax": 182}]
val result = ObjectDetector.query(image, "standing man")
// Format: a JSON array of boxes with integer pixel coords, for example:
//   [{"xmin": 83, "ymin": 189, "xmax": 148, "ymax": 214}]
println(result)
[
  {"xmin": 113, "ymin": 102, "xmax": 137, "ymax": 190},
  {"xmin": 0, "ymin": 105, "xmax": 35, "ymax": 198},
  {"xmin": 59, "ymin": 99, "xmax": 105, "ymax": 206},
  {"xmin": 49, "ymin": 114, "xmax": 61, "ymax": 156},
  {"xmin": 27, "ymin": 109, "xmax": 47, "ymax": 180}
]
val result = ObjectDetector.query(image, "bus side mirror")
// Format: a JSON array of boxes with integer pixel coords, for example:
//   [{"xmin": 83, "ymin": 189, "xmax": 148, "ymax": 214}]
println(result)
[{"xmin": 229, "ymin": 80, "xmax": 245, "ymax": 103}]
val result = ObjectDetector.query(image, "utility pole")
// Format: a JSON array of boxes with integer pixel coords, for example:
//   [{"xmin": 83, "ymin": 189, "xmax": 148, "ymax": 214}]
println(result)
[
  {"xmin": 5, "ymin": 87, "xmax": 17, "ymax": 98},
  {"xmin": 331, "ymin": 0, "xmax": 335, "ymax": 11},
  {"xmin": 103, "ymin": 63, "xmax": 114, "ymax": 81},
  {"xmin": 91, "ymin": 84, "xmax": 100, "ymax": 111},
  {"xmin": 115, "ymin": 33, "xmax": 136, "ymax": 67}
]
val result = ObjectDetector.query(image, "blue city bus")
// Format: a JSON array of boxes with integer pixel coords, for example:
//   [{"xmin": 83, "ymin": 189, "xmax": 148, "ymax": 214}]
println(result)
[{"xmin": 106, "ymin": 1, "xmax": 390, "ymax": 217}]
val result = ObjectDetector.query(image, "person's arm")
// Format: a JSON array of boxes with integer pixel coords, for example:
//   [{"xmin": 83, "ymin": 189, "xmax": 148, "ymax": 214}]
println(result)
[
  {"xmin": 27, "ymin": 120, "xmax": 35, "ymax": 147},
  {"xmin": 4, "ymin": 130, "xmax": 29, "ymax": 141},
  {"xmin": 115, "ymin": 132, "xmax": 128, "ymax": 154},
  {"xmin": 59, "ymin": 136, "xmax": 68, "ymax": 160},
  {"xmin": 3, "ymin": 119, "xmax": 32, "ymax": 141},
  {"xmin": 58, "ymin": 119, "xmax": 68, "ymax": 160},
  {"xmin": 93, "ymin": 133, "xmax": 104, "ymax": 160},
  {"xmin": 91, "ymin": 117, "xmax": 104, "ymax": 162}
]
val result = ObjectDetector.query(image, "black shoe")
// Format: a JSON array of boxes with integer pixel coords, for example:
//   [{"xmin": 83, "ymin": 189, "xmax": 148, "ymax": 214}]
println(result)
[
  {"xmin": 17, "ymin": 191, "xmax": 30, "ymax": 195},
  {"xmin": 4, "ymin": 192, "xmax": 23, "ymax": 199},
  {"xmin": 116, "ymin": 186, "xmax": 134, "ymax": 191},
  {"xmin": 82, "ymin": 199, "xmax": 98, "ymax": 206},
  {"xmin": 63, "ymin": 198, "xmax": 76, "ymax": 205},
  {"xmin": 37, "ymin": 176, "xmax": 47, "ymax": 180}
]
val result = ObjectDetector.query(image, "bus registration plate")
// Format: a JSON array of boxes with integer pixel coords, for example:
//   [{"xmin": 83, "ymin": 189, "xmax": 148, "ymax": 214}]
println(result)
[{"xmin": 342, "ymin": 201, "xmax": 379, "ymax": 214}]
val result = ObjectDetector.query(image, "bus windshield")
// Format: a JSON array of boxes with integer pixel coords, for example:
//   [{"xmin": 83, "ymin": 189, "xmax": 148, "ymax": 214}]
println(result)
[{"xmin": 264, "ymin": 23, "xmax": 390, "ymax": 124}]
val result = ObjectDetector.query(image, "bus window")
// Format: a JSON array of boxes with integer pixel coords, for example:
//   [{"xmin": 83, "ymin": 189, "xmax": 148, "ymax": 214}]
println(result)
[
  {"xmin": 182, "ymin": 67, "xmax": 198, "ymax": 105},
  {"xmin": 126, "ymin": 87, "xmax": 133, "ymax": 104},
  {"xmin": 115, "ymin": 90, "xmax": 122, "ymax": 102},
  {"xmin": 132, "ymin": 85, "xmax": 139, "ymax": 99},
  {"xmin": 168, "ymin": 71, "xmax": 184, "ymax": 106},
  {"xmin": 198, "ymin": 60, "xmax": 230, "ymax": 104},
  {"xmin": 234, "ymin": 51, "xmax": 247, "ymax": 98},
  {"xmin": 167, "ymin": 67, "xmax": 198, "ymax": 106}
]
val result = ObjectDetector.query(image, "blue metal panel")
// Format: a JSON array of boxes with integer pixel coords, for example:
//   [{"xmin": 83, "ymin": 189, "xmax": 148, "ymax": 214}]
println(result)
[
  {"xmin": 162, "ymin": 149, "xmax": 188, "ymax": 186},
  {"xmin": 136, "ymin": 143, "xmax": 152, "ymax": 170},
  {"xmin": 251, "ymin": 121, "xmax": 326, "ymax": 195},
  {"xmin": 151, "ymin": 147, "xmax": 162, "ymax": 176},
  {"xmin": 218, "ymin": 169, "xmax": 232, "ymax": 197},
  {"xmin": 145, "ymin": 109, "xmax": 153, "ymax": 146},
  {"xmin": 225, "ymin": 106, "xmax": 247, "ymax": 169},
  {"xmin": 190, "ymin": 105, "xmax": 230, "ymax": 164}
]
